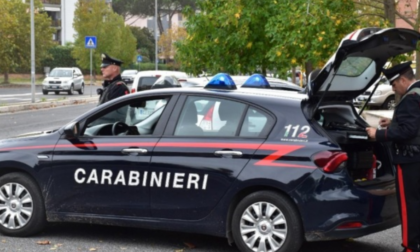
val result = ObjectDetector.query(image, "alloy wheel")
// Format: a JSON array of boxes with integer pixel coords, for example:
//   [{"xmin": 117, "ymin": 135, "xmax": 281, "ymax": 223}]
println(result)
[
  {"xmin": 240, "ymin": 201, "xmax": 287, "ymax": 252},
  {"xmin": 0, "ymin": 183, "xmax": 33, "ymax": 230}
]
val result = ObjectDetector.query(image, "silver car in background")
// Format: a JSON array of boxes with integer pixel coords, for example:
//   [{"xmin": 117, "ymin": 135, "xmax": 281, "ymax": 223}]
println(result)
[
  {"xmin": 42, "ymin": 67, "xmax": 84, "ymax": 95},
  {"xmin": 354, "ymin": 78, "xmax": 395, "ymax": 110}
]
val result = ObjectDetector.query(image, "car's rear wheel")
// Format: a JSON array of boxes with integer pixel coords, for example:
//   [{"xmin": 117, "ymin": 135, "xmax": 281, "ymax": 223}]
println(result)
[
  {"xmin": 0, "ymin": 173, "xmax": 46, "ymax": 237},
  {"xmin": 42, "ymin": 91, "xmax": 48, "ymax": 95},
  {"xmin": 54, "ymin": 91, "xmax": 59, "ymax": 95},
  {"xmin": 78, "ymin": 84, "xmax": 84, "ymax": 95},
  {"xmin": 232, "ymin": 191, "xmax": 303, "ymax": 252},
  {"xmin": 68, "ymin": 85, "xmax": 74, "ymax": 95},
  {"xmin": 381, "ymin": 96, "xmax": 395, "ymax": 110}
]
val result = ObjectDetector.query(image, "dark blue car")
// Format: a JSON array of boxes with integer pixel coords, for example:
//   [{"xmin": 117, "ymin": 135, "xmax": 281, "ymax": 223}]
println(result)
[{"xmin": 0, "ymin": 27, "xmax": 418, "ymax": 252}]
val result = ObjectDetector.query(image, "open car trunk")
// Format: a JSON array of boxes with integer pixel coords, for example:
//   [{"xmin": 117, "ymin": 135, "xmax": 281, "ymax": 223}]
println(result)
[{"xmin": 313, "ymin": 103, "xmax": 394, "ymax": 185}]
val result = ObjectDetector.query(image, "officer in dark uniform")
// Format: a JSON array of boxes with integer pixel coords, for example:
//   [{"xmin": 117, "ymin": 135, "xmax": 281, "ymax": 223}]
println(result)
[
  {"xmin": 97, "ymin": 53, "xmax": 129, "ymax": 105},
  {"xmin": 366, "ymin": 61, "xmax": 420, "ymax": 252}
]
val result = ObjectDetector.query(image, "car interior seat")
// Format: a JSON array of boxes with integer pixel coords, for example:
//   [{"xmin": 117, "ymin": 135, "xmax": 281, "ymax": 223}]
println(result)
[
  {"xmin": 175, "ymin": 102, "xmax": 204, "ymax": 136},
  {"xmin": 218, "ymin": 101, "xmax": 244, "ymax": 136}
]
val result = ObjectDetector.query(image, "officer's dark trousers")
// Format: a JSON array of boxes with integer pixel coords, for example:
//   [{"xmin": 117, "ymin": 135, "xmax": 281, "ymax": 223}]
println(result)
[{"xmin": 396, "ymin": 163, "xmax": 420, "ymax": 252}]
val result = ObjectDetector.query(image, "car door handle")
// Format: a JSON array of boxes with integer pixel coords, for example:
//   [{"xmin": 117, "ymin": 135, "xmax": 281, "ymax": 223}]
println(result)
[
  {"xmin": 214, "ymin": 150, "xmax": 243, "ymax": 157},
  {"xmin": 122, "ymin": 148, "xmax": 148, "ymax": 155}
]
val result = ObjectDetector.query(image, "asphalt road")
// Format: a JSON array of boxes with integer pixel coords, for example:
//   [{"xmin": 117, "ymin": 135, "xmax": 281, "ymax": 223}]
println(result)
[{"xmin": 0, "ymin": 103, "xmax": 404, "ymax": 252}]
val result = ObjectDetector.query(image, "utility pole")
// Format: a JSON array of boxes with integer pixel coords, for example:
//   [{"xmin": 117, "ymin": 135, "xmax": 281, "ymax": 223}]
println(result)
[{"xmin": 30, "ymin": 0, "xmax": 35, "ymax": 103}]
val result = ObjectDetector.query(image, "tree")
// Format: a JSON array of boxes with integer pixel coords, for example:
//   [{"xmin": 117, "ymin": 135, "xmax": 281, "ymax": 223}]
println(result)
[
  {"xmin": 72, "ymin": 0, "xmax": 137, "ymax": 76},
  {"xmin": 176, "ymin": 0, "xmax": 358, "ymax": 77},
  {"xmin": 112, "ymin": 0, "xmax": 197, "ymax": 34},
  {"xmin": 158, "ymin": 27, "xmax": 187, "ymax": 65},
  {"xmin": 0, "ymin": 0, "xmax": 55, "ymax": 84},
  {"xmin": 266, "ymin": 0, "xmax": 358, "ymax": 79},
  {"xmin": 129, "ymin": 26, "xmax": 155, "ymax": 62}
]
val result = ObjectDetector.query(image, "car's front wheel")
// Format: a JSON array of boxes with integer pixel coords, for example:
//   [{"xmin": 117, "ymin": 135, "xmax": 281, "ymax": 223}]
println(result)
[
  {"xmin": 78, "ymin": 84, "xmax": 84, "ymax": 95},
  {"xmin": 382, "ymin": 96, "xmax": 395, "ymax": 110},
  {"xmin": 42, "ymin": 91, "xmax": 48, "ymax": 95},
  {"xmin": 232, "ymin": 191, "xmax": 303, "ymax": 252},
  {"xmin": 0, "ymin": 173, "xmax": 46, "ymax": 237},
  {"xmin": 68, "ymin": 85, "xmax": 74, "ymax": 95}
]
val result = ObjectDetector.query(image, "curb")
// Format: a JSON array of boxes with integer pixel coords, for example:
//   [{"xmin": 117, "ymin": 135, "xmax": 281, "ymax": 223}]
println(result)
[{"xmin": 0, "ymin": 97, "xmax": 98, "ymax": 114}]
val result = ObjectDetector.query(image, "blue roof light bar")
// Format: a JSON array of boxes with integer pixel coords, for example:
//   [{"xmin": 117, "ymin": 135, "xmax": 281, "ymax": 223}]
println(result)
[
  {"xmin": 242, "ymin": 74, "xmax": 270, "ymax": 88},
  {"xmin": 204, "ymin": 73, "xmax": 237, "ymax": 90}
]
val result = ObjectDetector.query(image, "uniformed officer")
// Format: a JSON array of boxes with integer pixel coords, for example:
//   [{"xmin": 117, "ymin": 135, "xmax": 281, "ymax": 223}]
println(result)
[
  {"xmin": 366, "ymin": 61, "xmax": 420, "ymax": 252},
  {"xmin": 97, "ymin": 53, "xmax": 129, "ymax": 105}
]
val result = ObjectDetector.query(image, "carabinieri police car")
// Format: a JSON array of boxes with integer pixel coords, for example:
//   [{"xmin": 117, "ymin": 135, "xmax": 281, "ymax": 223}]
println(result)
[{"xmin": 0, "ymin": 27, "xmax": 419, "ymax": 252}]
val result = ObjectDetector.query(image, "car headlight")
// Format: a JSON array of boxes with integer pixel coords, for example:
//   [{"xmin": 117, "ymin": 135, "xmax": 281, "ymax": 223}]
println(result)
[{"xmin": 373, "ymin": 90, "xmax": 382, "ymax": 96}]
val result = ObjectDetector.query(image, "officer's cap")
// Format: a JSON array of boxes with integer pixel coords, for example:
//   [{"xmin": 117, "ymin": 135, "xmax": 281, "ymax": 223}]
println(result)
[
  {"xmin": 383, "ymin": 61, "xmax": 412, "ymax": 83},
  {"xmin": 101, "ymin": 53, "xmax": 123, "ymax": 68}
]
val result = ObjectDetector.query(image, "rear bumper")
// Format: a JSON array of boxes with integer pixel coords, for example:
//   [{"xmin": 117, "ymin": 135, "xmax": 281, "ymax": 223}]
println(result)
[
  {"xmin": 305, "ymin": 214, "xmax": 400, "ymax": 241},
  {"xmin": 294, "ymin": 170, "xmax": 399, "ymax": 241}
]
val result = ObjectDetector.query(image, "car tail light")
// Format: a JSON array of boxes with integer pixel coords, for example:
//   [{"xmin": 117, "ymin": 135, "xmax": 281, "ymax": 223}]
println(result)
[
  {"xmin": 337, "ymin": 221, "xmax": 363, "ymax": 229},
  {"xmin": 131, "ymin": 88, "xmax": 136, "ymax": 93},
  {"xmin": 312, "ymin": 151, "xmax": 348, "ymax": 173}
]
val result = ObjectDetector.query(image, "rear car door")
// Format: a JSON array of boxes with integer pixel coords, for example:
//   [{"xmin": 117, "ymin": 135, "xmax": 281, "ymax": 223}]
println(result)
[
  {"xmin": 150, "ymin": 94, "xmax": 275, "ymax": 220},
  {"xmin": 49, "ymin": 94, "xmax": 177, "ymax": 217}
]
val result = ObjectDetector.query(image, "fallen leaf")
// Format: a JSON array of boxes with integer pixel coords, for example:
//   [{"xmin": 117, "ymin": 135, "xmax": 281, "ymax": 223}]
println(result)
[
  {"xmin": 89, "ymin": 248, "xmax": 97, "ymax": 251},
  {"xmin": 1, "ymin": 240, "xmax": 6, "ymax": 243},
  {"xmin": 183, "ymin": 242, "xmax": 196, "ymax": 249},
  {"xmin": 37, "ymin": 240, "xmax": 51, "ymax": 245},
  {"xmin": 175, "ymin": 250, "xmax": 184, "ymax": 252}
]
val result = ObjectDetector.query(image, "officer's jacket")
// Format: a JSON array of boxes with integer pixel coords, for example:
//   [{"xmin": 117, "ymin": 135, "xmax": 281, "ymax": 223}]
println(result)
[
  {"xmin": 376, "ymin": 81, "xmax": 420, "ymax": 164},
  {"xmin": 98, "ymin": 75, "xmax": 129, "ymax": 105}
]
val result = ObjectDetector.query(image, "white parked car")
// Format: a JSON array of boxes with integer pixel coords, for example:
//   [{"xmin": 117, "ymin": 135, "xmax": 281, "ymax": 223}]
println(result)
[
  {"xmin": 130, "ymin": 70, "xmax": 189, "ymax": 93},
  {"xmin": 121, "ymin": 69, "xmax": 138, "ymax": 84},
  {"xmin": 354, "ymin": 77, "xmax": 395, "ymax": 110},
  {"xmin": 42, "ymin": 67, "xmax": 84, "ymax": 95}
]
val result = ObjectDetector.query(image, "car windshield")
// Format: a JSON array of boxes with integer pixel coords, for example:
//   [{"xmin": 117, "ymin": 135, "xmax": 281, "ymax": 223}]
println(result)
[{"xmin": 49, "ymin": 69, "xmax": 73, "ymax": 78}]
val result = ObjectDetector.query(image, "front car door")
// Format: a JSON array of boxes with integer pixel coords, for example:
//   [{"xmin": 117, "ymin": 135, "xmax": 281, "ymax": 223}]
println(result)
[
  {"xmin": 49, "ymin": 94, "xmax": 178, "ymax": 217},
  {"xmin": 150, "ymin": 94, "xmax": 275, "ymax": 220}
]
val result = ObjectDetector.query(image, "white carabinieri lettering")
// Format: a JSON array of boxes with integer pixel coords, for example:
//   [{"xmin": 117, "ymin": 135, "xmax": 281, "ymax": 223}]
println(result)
[{"xmin": 74, "ymin": 168, "xmax": 209, "ymax": 190}]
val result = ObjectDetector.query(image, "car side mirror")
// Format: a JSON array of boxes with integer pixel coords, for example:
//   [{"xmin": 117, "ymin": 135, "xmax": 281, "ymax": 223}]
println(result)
[{"xmin": 63, "ymin": 122, "xmax": 80, "ymax": 139}]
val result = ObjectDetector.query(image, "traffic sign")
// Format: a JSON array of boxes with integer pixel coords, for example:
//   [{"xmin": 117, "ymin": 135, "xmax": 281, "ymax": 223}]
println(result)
[
  {"xmin": 85, "ymin": 36, "xmax": 97, "ymax": 49},
  {"xmin": 137, "ymin": 55, "xmax": 143, "ymax": 62}
]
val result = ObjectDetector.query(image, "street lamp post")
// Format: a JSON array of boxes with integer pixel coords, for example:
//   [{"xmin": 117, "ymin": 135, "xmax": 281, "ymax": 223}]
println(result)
[
  {"xmin": 30, "ymin": 0, "xmax": 35, "ymax": 103},
  {"xmin": 155, "ymin": 0, "xmax": 158, "ymax": 70}
]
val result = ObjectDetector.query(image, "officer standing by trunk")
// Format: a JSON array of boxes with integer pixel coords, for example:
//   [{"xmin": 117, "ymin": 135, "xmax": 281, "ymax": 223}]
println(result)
[
  {"xmin": 97, "ymin": 53, "xmax": 129, "ymax": 105},
  {"xmin": 366, "ymin": 61, "xmax": 420, "ymax": 252}
]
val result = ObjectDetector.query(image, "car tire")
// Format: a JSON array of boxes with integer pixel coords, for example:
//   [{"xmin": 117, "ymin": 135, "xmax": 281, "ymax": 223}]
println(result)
[
  {"xmin": 54, "ymin": 91, "xmax": 59, "ymax": 95},
  {"xmin": 68, "ymin": 85, "xmax": 74, "ymax": 95},
  {"xmin": 0, "ymin": 172, "xmax": 47, "ymax": 237},
  {"xmin": 232, "ymin": 191, "xmax": 303, "ymax": 252},
  {"xmin": 42, "ymin": 91, "xmax": 48, "ymax": 95},
  {"xmin": 381, "ymin": 96, "xmax": 395, "ymax": 110},
  {"xmin": 78, "ymin": 84, "xmax": 84, "ymax": 95}
]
